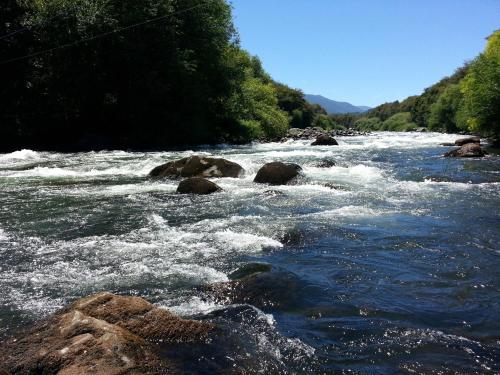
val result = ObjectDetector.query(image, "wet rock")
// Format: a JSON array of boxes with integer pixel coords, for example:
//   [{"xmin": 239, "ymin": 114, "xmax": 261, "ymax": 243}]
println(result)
[
  {"xmin": 263, "ymin": 189, "xmax": 285, "ymax": 197},
  {"xmin": 323, "ymin": 182, "xmax": 343, "ymax": 190},
  {"xmin": 177, "ymin": 177, "xmax": 221, "ymax": 195},
  {"xmin": 150, "ymin": 155, "xmax": 244, "ymax": 179},
  {"xmin": 454, "ymin": 136, "xmax": 480, "ymax": 146},
  {"xmin": 315, "ymin": 159, "xmax": 336, "ymax": 168},
  {"xmin": 0, "ymin": 292, "xmax": 214, "ymax": 374},
  {"xmin": 444, "ymin": 143, "xmax": 487, "ymax": 158},
  {"xmin": 254, "ymin": 162, "xmax": 302, "ymax": 185},
  {"xmin": 311, "ymin": 134, "xmax": 339, "ymax": 146},
  {"xmin": 228, "ymin": 263, "xmax": 273, "ymax": 280},
  {"xmin": 424, "ymin": 176, "xmax": 452, "ymax": 182},
  {"xmin": 205, "ymin": 270, "xmax": 305, "ymax": 309},
  {"xmin": 279, "ymin": 227, "xmax": 306, "ymax": 246},
  {"xmin": 440, "ymin": 142, "xmax": 455, "ymax": 147}
]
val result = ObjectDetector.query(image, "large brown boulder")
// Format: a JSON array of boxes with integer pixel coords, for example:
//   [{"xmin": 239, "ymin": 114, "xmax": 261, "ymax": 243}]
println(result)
[
  {"xmin": 444, "ymin": 143, "xmax": 487, "ymax": 158},
  {"xmin": 254, "ymin": 162, "xmax": 302, "ymax": 185},
  {"xmin": 149, "ymin": 156, "xmax": 244, "ymax": 179},
  {"xmin": 311, "ymin": 134, "xmax": 339, "ymax": 146},
  {"xmin": 454, "ymin": 136, "xmax": 480, "ymax": 146},
  {"xmin": 0, "ymin": 292, "xmax": 214, "ymax": 374},
  {"xmin": 177, "ymin": 177, "xmax": 221, "ymax": 195}
]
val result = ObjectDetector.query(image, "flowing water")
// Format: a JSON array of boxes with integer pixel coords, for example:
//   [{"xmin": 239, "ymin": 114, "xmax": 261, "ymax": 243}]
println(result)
[{"xmin": 0, "ymin": 132, "xmax": 499, "ymax": 374}]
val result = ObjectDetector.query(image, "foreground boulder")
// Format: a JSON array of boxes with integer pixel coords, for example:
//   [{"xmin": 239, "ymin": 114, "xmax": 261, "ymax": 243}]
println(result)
[
  {"xmin": 454, "ymin": 136, "xmax": 480, "ymax": 146},
  {"xmin": 311, "ymin": 134, "xmax": 339, "ymax": 146},
  {"xmin": 254, "ymin": 162, "xmax": 302, "ymax": 185},
  {"xmin": 444, "ymin": 143, "xmax": 487, "ymax": 158},
  {"xmin": 150, "ymin": 156, "xmax": 244, "ymax": 179},
  {"xmin": 177, "ymin": 177, "xmax": 221, "ymax": 195},
  {"xmin": 0, "ymin": 292, "xmax": 214, "ymax": 374}
]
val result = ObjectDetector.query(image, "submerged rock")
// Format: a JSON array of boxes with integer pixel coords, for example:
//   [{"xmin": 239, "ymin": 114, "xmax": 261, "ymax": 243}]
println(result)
[
  {"xmin": 177, "ymin": 177, "xmax": 221, "ymax": 195},
  {"xmin": 311, "ymin": 134, "xmax": 339, "ymax": 146},
  {"xmin": 228, "ymin": 263, "xmax": 273, "ymax": 280},
  {"xmin": 444, "ymin": 143, "xmax": 487, "ymax": 158},
  {"xmin": 149, "ymin": 155, "xmax": 244, "ymax": 179},
  {"xmin": 205, "ymin": 270, "xmax": 306, "ymax": 309},
  {"xmin": 315, "ymin": 158, "xmax": 336, "ymax": 168},
  {"xmin": 454, "ymin": 136, "xmax": 480, "ymax": 146},
  {"xmin": 0, "ymin": 292, "xmax": 214, "ymax": 374},
  {"xmin": 254, "ymin": 162, "xmax": 302, "ymax": 185}
]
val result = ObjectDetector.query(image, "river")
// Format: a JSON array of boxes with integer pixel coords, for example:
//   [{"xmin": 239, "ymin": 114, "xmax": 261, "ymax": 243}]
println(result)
[{"xmin": 0, "ymin": 132, "xmax": 499, "ymax": 373}]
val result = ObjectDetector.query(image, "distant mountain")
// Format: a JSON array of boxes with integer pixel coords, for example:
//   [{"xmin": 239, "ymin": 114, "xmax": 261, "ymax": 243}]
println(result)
[{"xmin": 305, "ymin": 94, "xmax": 371, "ymax": 114}]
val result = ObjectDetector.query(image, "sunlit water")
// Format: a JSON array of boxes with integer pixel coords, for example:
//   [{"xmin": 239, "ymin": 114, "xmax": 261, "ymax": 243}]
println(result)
[{"xmin": 0, "ymin": 132, "xmax": 499, "ymax": 373}]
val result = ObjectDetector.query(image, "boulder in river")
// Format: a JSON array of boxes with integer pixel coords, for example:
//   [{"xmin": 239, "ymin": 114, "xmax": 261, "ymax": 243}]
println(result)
[
  {"xmin": 150, "ymin": 155, "xmax": 244, "ymax": 179},
  {"xmin": 0, "ymin": 292, "xmax": 214, "ymax": 374},
  {"xmin": 177, "ymin": 177, "xmax": 221, "ymax": 195},
  {"xmin": 311, "ymin": 134, "xmax": 339, "ymax": 146},
  {"xmin": 205, "ymin": 269, "xmax": 306, "ymax": 309},
  {"xmin": 454, "ymin": 136, "xmax": 480, "ymax": 146},
  {"xmin": 315, "ymin": 158, "xmax": 336, "ymax": 168},
  {"xmin": 254, "ymin": 162, "xmax": 302, "ymax": 185},
  {"xmin": 444, "ymin": 143, "xmax": 487, "ymax": 158}
]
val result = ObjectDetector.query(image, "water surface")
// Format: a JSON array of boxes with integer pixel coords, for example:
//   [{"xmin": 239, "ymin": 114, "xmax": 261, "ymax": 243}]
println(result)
[{"xmin": 0, "ymin": 132, "xmax": 499, "ymax": 373}]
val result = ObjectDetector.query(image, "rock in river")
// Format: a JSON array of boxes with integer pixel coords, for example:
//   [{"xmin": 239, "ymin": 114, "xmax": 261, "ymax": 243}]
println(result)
[
  {"xmin": 315, "ymin": 158, "xmax": 336, "ymax": 168},
  {"xmin": 177, "ymin": 177, "xmax": 221, "ymax": 195},
  {"xmin": 0, "ymin": 292, "xmax": 214, "ymax": 374},
  {"xmin": 311, "ymin": 134, "xmax": 339, "ymax": 146},
  {"xmin": 254, "ymin": 162, "xmax": 302, "ymax": 185},
  {"xmin": 444, "ymin": 143, "xmax": 487, "ymax": 158},
  {"xmin": 454, "ymin": 136, "xmax": 480, "ymax": 146},
  {"xmin": 150, "ymin": 155, "xmax": 244, "ymax": 179}
]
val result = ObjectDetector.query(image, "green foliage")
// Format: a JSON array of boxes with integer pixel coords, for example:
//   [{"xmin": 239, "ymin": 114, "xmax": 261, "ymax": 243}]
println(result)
[
  {"xmin": 460, "ymin": 30, "xmax": 500, "ymax": 136},
  {"xmin": 380, "ymin": 112, "xmax": 417, "ymax": 131},
  {"xmin": 235, "ymin": 76, "xmax": 289, "ymax": 140},
  {"xmin": 428, "ymin": 84, "xmax": 466, "ymax": 132},
  {"xmin": 312, "ymin": 114, "xmax": 336, "ymax": 130},
  {"xmin": 328, "ymin": 113, "xmax": 359, "ymax": 128},
  {"xmin": 354, "ymin": 117, "xmax": 382, "ymax": 131},
  {"xmin": 273, "ymin": 83, "xmax": 325, "ymax": 129}
]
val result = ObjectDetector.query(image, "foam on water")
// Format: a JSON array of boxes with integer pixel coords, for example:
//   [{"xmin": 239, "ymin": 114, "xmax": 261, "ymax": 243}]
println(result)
[{"xmin": 0, "ymin": 149, "xmax": 41, "ymax": 161}]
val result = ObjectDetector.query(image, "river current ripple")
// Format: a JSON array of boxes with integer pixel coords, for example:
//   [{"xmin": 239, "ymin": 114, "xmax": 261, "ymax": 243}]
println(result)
[{"xmin": 0, "ymin": 132, "xmax": 499, "ymax": 373}]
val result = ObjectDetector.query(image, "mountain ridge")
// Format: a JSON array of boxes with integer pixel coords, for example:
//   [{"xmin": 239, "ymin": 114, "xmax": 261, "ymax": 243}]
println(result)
[{"xmin": 305, "ymin": 94, "xmax": 371, "ymax": 114}]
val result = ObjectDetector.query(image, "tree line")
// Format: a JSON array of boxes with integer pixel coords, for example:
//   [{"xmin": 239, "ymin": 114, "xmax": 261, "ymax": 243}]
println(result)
[{"xmin": 0, "ymin": 0, "xmax": 326, "ymax": 151}]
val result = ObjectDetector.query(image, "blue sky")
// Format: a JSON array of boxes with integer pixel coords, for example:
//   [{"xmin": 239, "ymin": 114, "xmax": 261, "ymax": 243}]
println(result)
[{"xmin": 230, "ymin": 0, "xmax": 500, "ymax": 107}]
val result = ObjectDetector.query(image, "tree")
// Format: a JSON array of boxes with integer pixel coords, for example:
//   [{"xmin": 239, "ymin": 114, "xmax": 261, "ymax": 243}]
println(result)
[
  {"xmin": 461, "ymin": 30, "xmax": 500, "ymax": 136},
  {"xmin": 428, "ymin": 84, "xmax": 466, "ymax": 132}
]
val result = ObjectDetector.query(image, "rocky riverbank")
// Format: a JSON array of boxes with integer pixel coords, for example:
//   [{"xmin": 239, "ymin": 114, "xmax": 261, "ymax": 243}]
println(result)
[{"xmin": 280, "ymin": 127, "xmax": 369, "ymax": 142}]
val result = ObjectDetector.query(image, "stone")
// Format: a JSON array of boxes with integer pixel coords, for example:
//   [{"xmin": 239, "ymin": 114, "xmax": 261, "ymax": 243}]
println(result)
[
  {"xmin": 0, "ymin": 292, "xmax": 214, "ymax": 374},
  {"xmin": 149, "ymin": 156, "xmax": 244, "ymax": 179},
  {"xmin": 254, "ymin": 162, "xmax": 302, "ymax": 185},
  {"xmin": 177, "ymin": 177, "xmax": 221, "ymax": 195},
  {"xmin": 311, "ymin": 135, "xmax": 339, "ymax": 146},
  {"xmin": 444, "ymin": 143, "xmax": 487, "ymax": 158}
]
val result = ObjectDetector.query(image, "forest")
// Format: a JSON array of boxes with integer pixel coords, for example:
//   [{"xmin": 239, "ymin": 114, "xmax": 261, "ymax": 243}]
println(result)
[{"xmin": 0, "ymin": 0, "xmax": 325, "ymax": 151}]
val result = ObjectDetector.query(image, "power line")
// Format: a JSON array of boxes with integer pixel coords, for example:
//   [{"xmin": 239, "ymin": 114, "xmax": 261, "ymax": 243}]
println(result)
[{"xmin": 0, "ymin": 2, "xmax": 209, "ymax": 65}]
